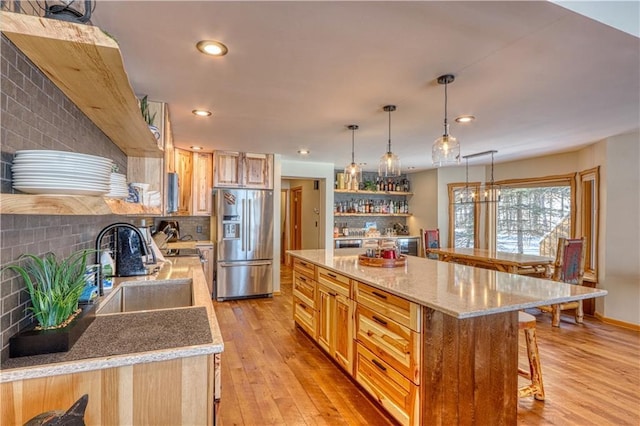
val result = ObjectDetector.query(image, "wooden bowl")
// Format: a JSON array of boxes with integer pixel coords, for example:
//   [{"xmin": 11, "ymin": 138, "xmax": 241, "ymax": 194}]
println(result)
[{"xmin": 358, "ymin": 254, "xmax": 407, "ymax": 268}]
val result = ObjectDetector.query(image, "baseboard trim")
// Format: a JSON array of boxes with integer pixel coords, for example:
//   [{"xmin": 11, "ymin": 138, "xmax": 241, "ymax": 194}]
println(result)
[{"xmin": 594, "ymin": 312, "xmax": 640, "ymax": 331}]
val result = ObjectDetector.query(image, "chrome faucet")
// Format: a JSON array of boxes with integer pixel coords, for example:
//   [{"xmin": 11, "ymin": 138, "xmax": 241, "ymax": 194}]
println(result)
[{"xmin": 95, "ymin": 223, "xmax": 156, "ymax": 296}]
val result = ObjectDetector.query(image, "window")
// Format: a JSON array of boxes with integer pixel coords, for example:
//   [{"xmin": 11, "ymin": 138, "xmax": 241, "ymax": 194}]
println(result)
[
  {"xmin": 579, "ymin": 167, "xmax": 599, "ymax": 276},
  {"xmin": 448, "ymin": 174, "xmax": 577, "ymax": 254},
  {"xmin": 496, "ymin": 174, "xmax": 576, "ymax": 255},
  {"xmin": 448, "ymin": 183, "xmax": 479, "ymax": 248}
]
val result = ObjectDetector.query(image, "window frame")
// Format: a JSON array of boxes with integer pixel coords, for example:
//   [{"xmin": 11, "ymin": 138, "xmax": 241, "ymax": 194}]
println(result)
[{"xmin": 579, "ymin": 166, "xmax": 599, "ymax": 277}]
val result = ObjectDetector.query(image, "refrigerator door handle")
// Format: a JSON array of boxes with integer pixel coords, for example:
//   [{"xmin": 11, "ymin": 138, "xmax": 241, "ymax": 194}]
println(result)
[
  {"xmin": 248, "ymin": 199, "xmax": 252, "ymax": 252},
  {"xmin": 219, "ymin": 261, "xmax": 272, "ymax": 267},
  {"xmin": 241, "ymin": 198, "xmax": 246, "ymax": 252}
]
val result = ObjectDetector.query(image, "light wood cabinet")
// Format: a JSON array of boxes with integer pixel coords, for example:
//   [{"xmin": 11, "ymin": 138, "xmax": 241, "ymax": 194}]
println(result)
[
  {"xmin": 214, "ymin": 151, "xmax": 273, "ymax": 189},
  {"xmin": 353, "ymin": 283, "xmax": 421, "ymax": 425},
  {"xmin": 196, "ymin": 243, "xmax": 214, "ymax": 297},
  {"xmin": 192, "ymin": 152, "xmax": 213, "ymax": 215},
  {"xmin": 317, "ymin": 283, "xmax": 354, "ymax": 374},
  {"xmin": 355, "ymin": 343, "xmax": 419, "ymax": 426},
  {"xmin": 293, "ymin": 258, "xmax": 318, "ymax": 339},
  {"xmin": 175, "ymin": 148, "xmax": 193, "ymax": 216},
  {"xmin": 1, "ymin": 354, "xmax": 217, "ymax": 425}
]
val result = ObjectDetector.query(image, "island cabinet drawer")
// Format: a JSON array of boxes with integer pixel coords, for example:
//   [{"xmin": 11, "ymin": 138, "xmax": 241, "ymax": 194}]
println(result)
[
  {"xmin": 355, "ymin": 282, "xmax": 421, "ymax": 332},
  {"xmin": 293, "ymin": 295, "xmax": 317, "ymax": 339},
  {"xmin": 356, "ymin": 304, "xmax": 421, "ymax": 384},
  {"xmin": 293, "ymin": 273, "xmax": 316, "ymax": 308},
  {"xmin": 355, "ymin": 343, "xmax": 419, "ymax": 426},
  {"xmin": 317, "ymin": 266, "xmax": 351, "ymax": 298},
  {"xmin": 293, "ymin": 258, "xmax": 316, "ymax": 280}
]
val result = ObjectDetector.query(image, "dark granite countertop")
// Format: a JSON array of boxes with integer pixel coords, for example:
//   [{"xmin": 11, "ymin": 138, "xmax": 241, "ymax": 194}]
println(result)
[{"xmin": 3, "ymin": 307, "xmax": 212, "ymax": 370}]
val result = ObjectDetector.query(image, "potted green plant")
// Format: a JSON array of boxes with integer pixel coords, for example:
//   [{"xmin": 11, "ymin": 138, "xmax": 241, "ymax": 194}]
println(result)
[
  {"xmin": 140, "ymin": 95, "xmax": 160, "ymax": 140},
  {"xmin": 3, "ymin": 249, "xmax": 97, "ymax": 357}
]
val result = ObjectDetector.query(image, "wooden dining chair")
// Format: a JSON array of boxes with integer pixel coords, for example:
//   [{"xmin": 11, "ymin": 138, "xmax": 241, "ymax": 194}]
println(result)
[
  {"xmin": 539, "ymin": 237, "xmax": 586, "ymax": 327},
  {"xmin": 421, "ymin": 229, "xmax": 440, "ymax": 259}
]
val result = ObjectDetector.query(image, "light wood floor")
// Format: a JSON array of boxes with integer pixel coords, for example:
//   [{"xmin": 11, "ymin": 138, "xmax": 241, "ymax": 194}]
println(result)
[{"xmin": 213, "ymin": 266, "xmax": 640, "ymax": 425}]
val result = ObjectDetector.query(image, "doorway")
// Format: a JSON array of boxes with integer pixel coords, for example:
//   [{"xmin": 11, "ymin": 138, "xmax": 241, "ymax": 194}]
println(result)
[{"xmin": 290, "ymin": 186, "xmax": 303, "ymax": 251}]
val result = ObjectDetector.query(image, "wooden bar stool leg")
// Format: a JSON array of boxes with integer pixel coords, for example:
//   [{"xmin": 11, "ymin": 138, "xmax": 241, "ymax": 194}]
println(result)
[
  {"xmin": 575, "ymin": 300, "xmax": 584, "ymax": 324},
  {"xmin": 551, "ymin": 304, "xmax": 561, "ymax": 327},
  {"xmin": 518, "ymin": 312, "xmax": 545, "ymax": 401}
]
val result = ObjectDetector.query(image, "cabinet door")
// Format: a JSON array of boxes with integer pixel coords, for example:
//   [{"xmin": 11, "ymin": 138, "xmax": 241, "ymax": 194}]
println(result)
[
  {"xmin": 175, "ymin": 149, "xmax": 193, "ymax": 215},
  {"xmin": 192, "ymin": 152, "xmax": 213, "ymax": 216},
  {"xmin": 317, "ymin": 284, "xmax": 334, "ymax": 353},
  {"xmin": 196, "ymin": 244, "xmax": 214, "ymax": 297},
  {"xmin": 243, "ymin": 153, "xmax": 273, "ymax": 189},
  {"xmin": 214, "ymin": 151, "xmax": 242, "ymax": 187},
  {"xmin": 334, "ymin": 293, "xmax": 354, "ymax": 374}
]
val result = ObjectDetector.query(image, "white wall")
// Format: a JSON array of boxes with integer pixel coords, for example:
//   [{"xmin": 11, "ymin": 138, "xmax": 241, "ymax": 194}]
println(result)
[
  {"xmin": 288, "ymin": 179, "xmax": 323, "ymax": 249},
  {"xmin": 602, "ymin": 131, "xmax": 640, "ymax": 324}
]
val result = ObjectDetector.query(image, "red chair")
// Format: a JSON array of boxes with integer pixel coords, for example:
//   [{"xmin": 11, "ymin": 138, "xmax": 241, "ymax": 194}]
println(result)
[
  {"xmin": 540, "ymin": 237, "xmax": 586, "ymax": 327},
  {"xmin": 422, "ymin": 229, "xmax": 440, "ymax": 260}
]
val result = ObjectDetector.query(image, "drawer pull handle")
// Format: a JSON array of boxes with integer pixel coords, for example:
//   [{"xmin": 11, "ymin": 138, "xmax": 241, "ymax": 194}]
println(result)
[
  {"xmin": 372, "ymin": 359, "xmax": 387, "ymax": 372},
  {"xmin": 299, "ymin": 302, "xmax": 307, "ymax": 309},
  {"xmin": 300, "ymin": 261, "xmax": 308, "ymax": 267},
  {"xmin": 372, "ymin": 291, "xmax": 388, "ymax": 300},
  {"xmin": 328, "ymin": 272, "xmax": 337, "ymax": 278},
  {"xmin": 329, "ymin": 292, "xmax": 337, "ymax": 297},
  {"xmin": 299, "ymin": 276, "xmax": 307, "ymax": 282},
  {"xmin": 372, "ymin": 315, "xmax": 388, "ymax": 326}
]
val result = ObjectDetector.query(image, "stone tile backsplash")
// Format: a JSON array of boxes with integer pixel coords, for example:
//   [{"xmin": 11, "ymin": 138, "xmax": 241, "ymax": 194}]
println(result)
[{"xmin": 0, "ymin": 35, "xmax": 131, "ymax": 361}]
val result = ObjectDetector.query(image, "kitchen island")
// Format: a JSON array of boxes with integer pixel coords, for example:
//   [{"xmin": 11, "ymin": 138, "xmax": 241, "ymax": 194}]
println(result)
[
  {"xmin": 1, "ymin": 256, "xmax": 222, "ymax": 425},
  {"xmin": 288, "ymin": 248, "xmax": 607, "ymax": 425}
]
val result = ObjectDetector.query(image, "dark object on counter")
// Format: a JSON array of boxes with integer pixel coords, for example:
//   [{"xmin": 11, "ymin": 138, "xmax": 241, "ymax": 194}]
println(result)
[
  {"xmin": 156, "ymin": 220, "xmax": 180, "ymax": 242},
  {"xmin": 95, "ymin": 223, "xmax": 156, "ymax": 296},
  {"xmin": 25, "ymin": 394, "xmax": 88, "ymax": 426},
  {"xmin": 9, "ymin": 305, "xmax": 95, "ymax": 358},
  {"xmin": 164, "ymin": 248, "xmax": 202, "ymax": 258}
]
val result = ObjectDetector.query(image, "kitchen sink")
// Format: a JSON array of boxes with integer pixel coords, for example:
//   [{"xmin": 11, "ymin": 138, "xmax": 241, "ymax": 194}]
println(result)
[{"xmin": 96, "ymin": 279, "xmax": 193, "ymax": 315}]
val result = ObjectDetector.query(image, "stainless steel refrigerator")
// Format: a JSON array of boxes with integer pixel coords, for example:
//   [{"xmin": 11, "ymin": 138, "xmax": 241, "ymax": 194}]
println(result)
[{"xmin": 214, "ymin": 188, "xmax": 273, "ymax": 300}]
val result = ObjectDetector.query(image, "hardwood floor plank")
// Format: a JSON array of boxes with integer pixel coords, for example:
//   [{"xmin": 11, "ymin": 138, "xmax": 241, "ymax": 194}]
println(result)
[{"xmin": 215, "ymin": 266, "xmax": 640, "ymax": 425}]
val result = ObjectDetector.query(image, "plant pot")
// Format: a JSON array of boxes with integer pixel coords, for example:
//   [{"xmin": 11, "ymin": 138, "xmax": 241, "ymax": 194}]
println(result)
[
  {"xmin": 148, "ymin": 124, "xmax": 161, "ymax": 140},
  {"xmin": 9, "ymin": 304, "xmax": 96, "ymax": 358}
]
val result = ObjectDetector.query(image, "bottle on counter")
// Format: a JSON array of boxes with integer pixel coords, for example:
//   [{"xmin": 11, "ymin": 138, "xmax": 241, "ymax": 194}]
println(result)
[{"xmin": 100, "ymin": 250, "xmax": 114, "ymax": 290}]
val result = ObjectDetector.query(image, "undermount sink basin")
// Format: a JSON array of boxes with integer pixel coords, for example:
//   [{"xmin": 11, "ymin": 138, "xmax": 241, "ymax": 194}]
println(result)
[{"xmin": 96, "ymin": 279, "xmax": 193, "ymax": 315}]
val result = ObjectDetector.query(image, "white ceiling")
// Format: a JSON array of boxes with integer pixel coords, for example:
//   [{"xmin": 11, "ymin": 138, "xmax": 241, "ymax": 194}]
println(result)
[{"xmin": 91, "ymin": 1, "xmax": 640, "ymax": 171}]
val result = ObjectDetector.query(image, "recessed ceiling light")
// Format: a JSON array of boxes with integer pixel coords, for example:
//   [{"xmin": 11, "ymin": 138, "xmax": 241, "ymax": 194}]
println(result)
[
  {"xmin": 191, "ymin": 146, "xmax": 203, "ymax": 151},
  {"xmin": 455, "ymin": 115, "xmax": 475, "ymax": 123},
  {"xmin": 192, "ymin": 109, "xmax": 212, "ymax": 117},
  {"xmin": 297, "ymin": 149, "xmax": 310, "ymax": 155},
  {"xmin": 196, "ymin": 40, "xmax": 228, "ymax": 56},
  {"xmin": 408, "ymin": 166, "xmax": 416, "ymax": 170}
]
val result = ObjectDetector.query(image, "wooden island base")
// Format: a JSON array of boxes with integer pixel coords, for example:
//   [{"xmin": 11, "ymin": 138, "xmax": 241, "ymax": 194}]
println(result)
[{"xmin": 421, "ymin": 309, "xmax": 517, "ymax": 425}]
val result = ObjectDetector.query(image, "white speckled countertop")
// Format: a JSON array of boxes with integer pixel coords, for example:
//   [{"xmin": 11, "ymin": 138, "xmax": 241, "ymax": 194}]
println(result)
[
  {"xmin": 288, "ymin": 248, "xmax": 607, "ymax": 319},
  {"xmin": 1, "ymin": 257, "xmax": 223, "ymax": 383}
]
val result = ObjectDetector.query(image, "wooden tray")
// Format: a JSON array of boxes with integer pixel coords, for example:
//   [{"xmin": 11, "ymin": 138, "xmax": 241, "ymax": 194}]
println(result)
[{"xmin": 358, "ymin": 254, "xmax": 407, "ymax": 268}]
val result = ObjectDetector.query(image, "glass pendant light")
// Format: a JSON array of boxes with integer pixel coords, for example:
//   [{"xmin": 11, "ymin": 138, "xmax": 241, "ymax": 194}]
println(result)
[
  {"xmin": 432, "ymin": 74, "xmax": 461, "ymax": 167},
  {"xmin": 378, "ymin": 105, "xmax": 401, "ymax": 177},
  {"xmin": 344, "ymin": 124, "xmax": 362, "ymax": 191}
]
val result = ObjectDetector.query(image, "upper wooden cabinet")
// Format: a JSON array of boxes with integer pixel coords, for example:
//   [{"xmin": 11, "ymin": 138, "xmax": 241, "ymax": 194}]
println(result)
[
  {"xmin": 0, "ymin": 12, "xmax": 161, "ymax": 157},
  {"xmin": 214, "ymin": 152, "xmax": 273, "ymax": 189},
  {"xmin": 175, "ymin": 149, "xmax": 193, "ymax": 216},
  {"xmin": 192, "ymin": 152, "xmax": 213, "ymax": 216}
]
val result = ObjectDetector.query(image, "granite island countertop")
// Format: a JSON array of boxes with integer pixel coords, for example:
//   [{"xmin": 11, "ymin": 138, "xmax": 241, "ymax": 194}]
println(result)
[
  {"xmin": 1, "ymin": 257, "xmax": 223, "ymax": 383},
  {"xmin": 288, "ymin": 248, "xmax": 607, "ymax": 319}
]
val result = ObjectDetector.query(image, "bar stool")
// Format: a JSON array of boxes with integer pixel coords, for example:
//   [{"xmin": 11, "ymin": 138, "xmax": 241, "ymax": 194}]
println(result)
[{"xmin": 518, "ymin": 311, "xmax": 545, "ymax": 401}]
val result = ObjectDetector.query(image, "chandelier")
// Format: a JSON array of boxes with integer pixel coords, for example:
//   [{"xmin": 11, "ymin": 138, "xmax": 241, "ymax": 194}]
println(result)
[
  {"xmin": 379, "ymin": 105, "xmax": 401, "ymax": 177},
  {"xmin": 432, "ymin": 74, "xmax": 461, "ymax": 167},
  {"xmin": 456, "ymin": 150, "xmax": 501, "ymax": 204},
  {"xmin": 344, "ymin": 124, "xmax": 362, "ymax": 191}
]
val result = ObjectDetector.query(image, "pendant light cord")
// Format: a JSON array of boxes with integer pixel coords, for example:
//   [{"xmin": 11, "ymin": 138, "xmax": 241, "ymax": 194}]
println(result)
[
  {"xmin": 387, "ymin": 108, "xmax": 392, "ymax": 154},
  {"xmin": 443, "ymin": 80, "xmax": 449, "ymax": 136},
  {"xmin": 351, "ymin": 127, "xmax": 356, "ymax": 164}
]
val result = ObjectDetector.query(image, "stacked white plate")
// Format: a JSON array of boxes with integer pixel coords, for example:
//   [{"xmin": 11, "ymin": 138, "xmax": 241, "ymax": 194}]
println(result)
[
  {"xmin": 12, "ymin": 150, "xmax": 112, "ymax": 196},
  {"xmin": 106, "ymin": 173, "xmax": 129, "ymax": 198}
]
